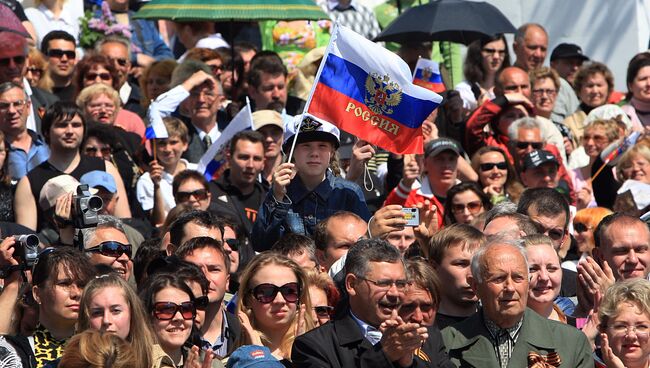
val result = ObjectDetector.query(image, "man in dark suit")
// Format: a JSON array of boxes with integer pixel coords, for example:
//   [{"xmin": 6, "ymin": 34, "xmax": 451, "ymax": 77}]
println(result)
[
  {"xmin": 442, "ymin": 240, "xmax": 592, "ymax": 368},
  {"xmin": 292, "ymin": 238, "xmax": 454, "ymax": 367}
]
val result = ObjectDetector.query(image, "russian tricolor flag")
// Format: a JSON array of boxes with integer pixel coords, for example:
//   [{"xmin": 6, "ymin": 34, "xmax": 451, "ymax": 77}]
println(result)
[
  {"xmin": 413, "ymin": 58, "xmax": 446, "ymax": 93},
  {"xmin": 197, "ymin": 103, "xmax": 254, "ymax": 181},
  {"xmin": 145, "ymin": 104, "xmax": 169, "ymax": 140},
  {"xmin": 304, "ymin": 25, "xmax": 442, "ymax": 154}
]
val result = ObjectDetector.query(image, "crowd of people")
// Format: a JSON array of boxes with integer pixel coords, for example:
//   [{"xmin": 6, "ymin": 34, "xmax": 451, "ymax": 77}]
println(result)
[{"xmin": 0, "ymin": 0, "xmax": 649, "ymax": 367}]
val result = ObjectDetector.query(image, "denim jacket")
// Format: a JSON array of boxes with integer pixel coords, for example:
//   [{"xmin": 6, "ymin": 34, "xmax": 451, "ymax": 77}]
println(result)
[{"xmin": 251, "ymin": 171, "xmax": 371, "ymax": 252}]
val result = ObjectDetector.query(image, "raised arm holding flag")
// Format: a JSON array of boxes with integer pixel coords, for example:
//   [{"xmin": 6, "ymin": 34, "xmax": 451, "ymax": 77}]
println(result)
[{"xmin": 289, "ymin": 24, "xmax": 443, "ymax": 159}]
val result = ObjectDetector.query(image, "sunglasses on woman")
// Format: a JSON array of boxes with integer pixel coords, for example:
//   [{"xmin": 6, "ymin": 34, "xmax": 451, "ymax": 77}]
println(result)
[
  {"xmin": 451, "ymin": 201, "xmax": 483, "ymax": 214},
  {"xmin": 479, "ymin": 162, "xmax": 507, "ymax": 171},
  {"xmin": 175, "ymin": 189, "xmax": 209, "ymax": 202},
  {"xmin": 251, "ymin": 282, "xmax": 300, "ymax": 304},
  {"xmin": 85, "ymin": 241, "xmax": 132, "ymax": 258},
  {"xmin": 573, "ymin": 223, "xmax": 591, "ymax": 233},
  {"xmin": 313, "ymin": 305, "xmax": 334, "ymax": 319},
  {"xmin": 153, "ymin": 301, "xmax": 196, "ymax": 320}
]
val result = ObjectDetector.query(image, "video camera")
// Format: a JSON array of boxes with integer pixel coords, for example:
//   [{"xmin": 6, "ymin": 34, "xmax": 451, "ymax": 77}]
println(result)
[
  {"xmin": 0, "ymin": 234, "xmax": 40, "ymax": 278},
  {"xmin": 72, "ymin": 184, "xmax": 103, "ymax": 229}
]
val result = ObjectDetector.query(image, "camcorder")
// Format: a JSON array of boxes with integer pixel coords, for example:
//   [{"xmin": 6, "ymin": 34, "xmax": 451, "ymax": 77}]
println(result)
[
  {"xmin": 0, "ymin": 234, "xmax": 40, "ymax": 278},
  {"xmin": 72, "ymin": 184, "xmax": 103, "ymax": 229}
]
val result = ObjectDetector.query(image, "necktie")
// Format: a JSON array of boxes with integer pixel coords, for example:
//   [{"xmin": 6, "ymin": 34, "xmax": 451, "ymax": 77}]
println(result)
[
  {"xmin": 366, "ymin": 326, "xmax": 382, "ymax": 345},
  {"xmin": 203, "ymin": 135, "xmax": 212, "ymax": 147}
]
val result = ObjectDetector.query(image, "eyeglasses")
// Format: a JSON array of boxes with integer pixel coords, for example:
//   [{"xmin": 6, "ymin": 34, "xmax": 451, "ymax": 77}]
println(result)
[
  {"xmin": 194, "ymin": 295, "xmax": 209, "ymax": 310},
  {"xmin": 608, "ymin": 324, "xmax": 650, "ymax": 338},
  {"xmin": 224, "ymin": 238, "xmax": 239, "ymax": 252},
  {"xmin": 451, "ymin": 201, "xmax": 483, "ymax": 215},
  {"xmin": 532, "ymin": 88, "xmax": 557, "ymax": 97},
  {"xmin": 0, "ymin": 100, "xmax": 27, "ymax": 112},
  {"xmin": 0, "ymin": 55, "xmax": 26, "ymax": 67},
  {"xmin": 26, "ymin": 67, "xmax": 43, "ymax": 75},
  {"xmin": 109, "ymin": 57, "xmax": 128, "ymax": 67},
  {"xmin": 573, "ymin": 222, "xmax": 591, "ymax": 233},
  {"xmin": 210, "ymin": 64, "xmax": 223, "ymax": 75},
  {"xmin": 176, "ymin": 188, "xmax": 209, "ymax": 202},
  {"xmin": 359, "ymin": 277, "xmax": 408, "ymax": 292},
  {"xmin": 313, "ymin": 305, "xmax": 334, "ymax": 319},
  {"xmin": 85, "ymin": 241, "xmax": 132, "ymax": 258},
  {"xmin": 250, "ymin": 282, "xmax": 300, "ymax": 304},
  {"xmin": 479, "ymin": 162, "xmax": 508, "ymax": 171},
  {"xmin": 85, "ymin": 72, "xmax": 112, "ymax": 81},
  {"xmin": 482, "ymin": 48, "xmax": 507, "ymax": 56},
  {"xmin": 516, "ymin": 141, "xmax": 544, "ymax": 150},
  {"xmin": 47, "ymin": 49, "xmax": 76, "ymax": 59},
  {"xmin": 84, "ymin": 146, "xmax": 112, "ymax": 156},
  {"xmin": 153, "ymin": 301, "xmax": 196, "ymax": 321}
]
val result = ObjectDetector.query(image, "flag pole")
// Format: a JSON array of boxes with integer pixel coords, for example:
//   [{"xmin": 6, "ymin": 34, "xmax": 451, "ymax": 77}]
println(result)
[
  {"xmin": 152, "ymin": 138, "xmax": 157, "ymax": 162},
  {"xmin": 287, "ymin": 23, "xmax": 340, "ymax": 163}
]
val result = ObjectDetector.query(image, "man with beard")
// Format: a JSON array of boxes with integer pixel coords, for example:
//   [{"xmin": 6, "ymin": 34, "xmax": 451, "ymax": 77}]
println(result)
[
  {"xmin": 428, "ymin": 224, "xmax": 485, "ymax": 329},
  {"xmin": 14, "ymin": 102, "xmax": 131, "ymax": 231},
  {"xmin": 442, "ymin": 240, "xmax": 592, "ymax": 367},
  {"xmin": 208, "ymin": 130, "xmax": 267, "ymax": 235},
  {"xmin": 292, "ymin": 238, "xmax": 454, "ymax": 367}
]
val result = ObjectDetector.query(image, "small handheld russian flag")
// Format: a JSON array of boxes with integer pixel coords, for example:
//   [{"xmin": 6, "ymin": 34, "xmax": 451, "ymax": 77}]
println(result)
[
  {"xmin": 197, "ymin": 101, "xmax": 254, "ymax": 181},
  {"xmin": 144, "ymin": 104, "xmax": 169, "ymax": 140},
  {"xmin": 412, "ymin": 58, "xmax": 445, "ymax": 93}
]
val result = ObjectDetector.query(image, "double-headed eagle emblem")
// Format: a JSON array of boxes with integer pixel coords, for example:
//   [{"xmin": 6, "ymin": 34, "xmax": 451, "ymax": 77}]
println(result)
[
  {"xmin": 364, "ymin": 73, "xmax": 402, "ymax": 115},
  {"xmin": 422, "ymin": 67, "xmax": 433, "ymax": 80}
]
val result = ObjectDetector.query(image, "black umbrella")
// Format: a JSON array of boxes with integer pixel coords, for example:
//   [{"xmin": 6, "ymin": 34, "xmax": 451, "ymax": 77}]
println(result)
[{"xmin": 374, "ymin": 0, "xmax": 516, "ymax": 45}]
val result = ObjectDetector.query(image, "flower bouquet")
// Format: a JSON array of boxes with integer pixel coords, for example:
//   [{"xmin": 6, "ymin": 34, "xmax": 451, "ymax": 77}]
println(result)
[{"xmin": 79, "ymin": 1, "xmax": 133, "ymax": 50}]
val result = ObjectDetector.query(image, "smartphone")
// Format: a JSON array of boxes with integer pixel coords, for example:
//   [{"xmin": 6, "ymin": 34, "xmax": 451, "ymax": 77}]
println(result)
[{"xmin": 402, "ymin": 208, "xmax": 419, "ymax": 227}]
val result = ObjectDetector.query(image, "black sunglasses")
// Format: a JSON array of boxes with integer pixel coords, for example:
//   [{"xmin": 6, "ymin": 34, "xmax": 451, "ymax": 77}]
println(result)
[
  {"xmin": 85, "ymin": 241, "xmax": 132, "ymax": 258},
  {"xmin": 516, "ymin": 141, "xmax": 544, "ymax": 150},
  {"xmin": 251, "ymin": 282, "xmax": 300, "ymax": 304},
  {"xmin": 0, "ymin": 55, "xmax": 25, "ymax": 67},
  {"xmin": 85, "ymin": 72, "xmax": 112, "ymax": 81},
  {"xmin": 84, "ymin": 146, "xmax": 112, "ymax": 156},
  {"xmin": 224, "ymin": 238, "xmax": 239, "ymax": 252},
  {"xmin": 153, "ymin": 301, "xmax": 196, "ymax": 320},
  {"xmin": 479, "ymin": 162, "xmax": 508, "ymax": 171},
  {"xmin": 313, "ymin": 305, "xmax": 334, "ymax": 318},
  {"xmin": 176, "ymin": 189, "xmax": 209, "ymax": 202},
  {"xmin": 546, "ymin": 228, "xmax": 565, "ymax": 241},
  {"xmin": 48, "ymin": 49, "xmax": 76, "ymax": 59},
  {"xmin": 194, "ymin": 295, "xmax": 209, "ymax": 310},
  {"xmin": 573, "ymin": 223, "xmax": 590, "ymax": 233}
]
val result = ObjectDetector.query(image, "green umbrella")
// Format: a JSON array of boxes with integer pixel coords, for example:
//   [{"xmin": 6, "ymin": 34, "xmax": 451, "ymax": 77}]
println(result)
[{"xmin": 133, "ymin": 0, "xmax": 329, "ymax": 21}]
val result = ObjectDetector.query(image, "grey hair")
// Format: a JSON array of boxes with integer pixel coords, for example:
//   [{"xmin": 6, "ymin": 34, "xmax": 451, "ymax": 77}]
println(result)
[
  {"xmin": 470, "ymin": 237, "xmax": 528, "ymax": 284},
  {"xmin": 514, "ymin": 23, "xmax": 548, "ymax": 43},
  {"xmin": 344, "ymin": 238, "xmax": 405, "ymax": 279},
  {"xmin": 81, "ymin": 215, "xmax": 126, "ymax": 248},
  {"xmin": 0, "ymin": 81, "xmax": 27, "ymax": 99},
  {"xmin": 484, "ymin": 201, "xmax": 517, "ymax": 225},
  {"xmin": 170, "ymin": 59, "xmax": 222, "ymax": 94},
  {"xmin": 507, "ymin": 117, "xmax": 540, "ymax": 141},
  {"xmin": 95, "ymin": 35, "xmax": 132, "ymax": 58}
]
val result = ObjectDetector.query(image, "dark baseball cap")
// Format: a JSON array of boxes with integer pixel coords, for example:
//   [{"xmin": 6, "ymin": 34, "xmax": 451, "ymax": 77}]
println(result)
[
  {"xmin": 424, "ymin": 138, "xmax": 460, "ymax": 158},
  {"xmin": 522, "ymin": 150, "xmax": 559, "ymax": 171},
  {"xmin": 550, "ymin": 43, "xmax": 589, "ymax": 62},
  {"xmin": 0, "ymin": 3, "xmax": 30, "ymax": 38}
]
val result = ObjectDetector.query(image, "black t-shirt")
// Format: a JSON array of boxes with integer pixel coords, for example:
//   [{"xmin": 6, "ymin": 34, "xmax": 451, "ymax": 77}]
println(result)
[
  {"xmin": 52, "ymin": 85, "xmax": 76, "ymax": 103},
  {"xmin": 27, "ymin": 156, "xmax": 106, "ymax": 231}
]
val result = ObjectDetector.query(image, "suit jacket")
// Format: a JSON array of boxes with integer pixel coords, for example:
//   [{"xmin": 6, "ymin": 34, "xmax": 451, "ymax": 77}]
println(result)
[
  {"xmin": 292, "ymin": 312, "xmax": 455, "ymax": 368},
  {"xmin": 31, "ymin": 87, "xmax": 59, "ymax": 135},
  {"xmin": 441, "ymin": 308, "xmax": 594, "ymax": 368}
]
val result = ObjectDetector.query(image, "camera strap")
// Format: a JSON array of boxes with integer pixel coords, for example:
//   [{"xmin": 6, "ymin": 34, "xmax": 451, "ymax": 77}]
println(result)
[{"xmin": 74, "ymin": 229, "xmax": 85, "ymax": 252}]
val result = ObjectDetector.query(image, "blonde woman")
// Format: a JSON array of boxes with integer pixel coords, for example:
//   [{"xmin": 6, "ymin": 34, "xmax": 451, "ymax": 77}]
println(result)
[{"xmin": 236, "ymin": 253, "xmax": 315, "ymax": 362}]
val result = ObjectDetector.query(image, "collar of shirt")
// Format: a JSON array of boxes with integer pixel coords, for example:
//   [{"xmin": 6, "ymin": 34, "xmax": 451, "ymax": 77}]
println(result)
[
  {"xmin": 194, "ymin": 124, "xmax": 220, "ymax": 143},
  {"xmin": 349, "ymin": 310, "xmax": 381, "ymax": 342},
  {"xmin": 286, "ymin": 169, "xmax": 333, "ymax": 203},
  {"xmin": 119, "ymin": 82, "xmax": 131, "ymax": 106},
  {"xmin": 22, "ymin": 79, "xmax": 37, "ymax": 133},
  {"xmin": 482, "ymin": 308, "xmax": 523, "ymax": 343},
  {"xmin": 327, "ymin": 0, "xmax": 357, "ymax": 11},
  {"xmin": 37, "ymin": 3, "xmax": 75, "ymax": 24},
  {"xmin": 200, "ymin": 309, "xmax": 231, "ymax": 352}
]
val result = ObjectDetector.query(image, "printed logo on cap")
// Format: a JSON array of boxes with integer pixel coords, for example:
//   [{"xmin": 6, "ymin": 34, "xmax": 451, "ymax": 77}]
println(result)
[
  {"xmin": 250, "ymin": 350, "xmax": 265, "ymax": 359},
  {"xmin": 298, "ymin": 117, "xmax": 322, "ymax": 132}
]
